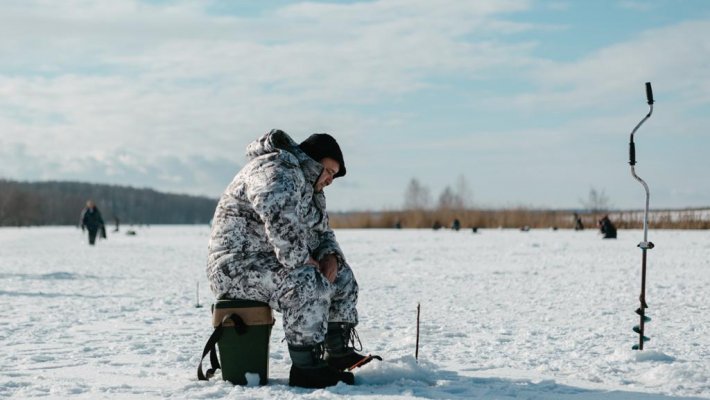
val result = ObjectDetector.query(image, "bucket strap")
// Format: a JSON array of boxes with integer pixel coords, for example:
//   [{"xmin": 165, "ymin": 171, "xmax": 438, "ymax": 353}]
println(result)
[{"xmin": 197, "ymin": 314, "xmax": 247, "ymax": 381}]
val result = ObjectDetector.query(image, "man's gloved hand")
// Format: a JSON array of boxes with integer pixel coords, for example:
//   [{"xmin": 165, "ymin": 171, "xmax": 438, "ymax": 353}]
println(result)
[{"xmin": 318, "ymin": 254, "xmax": 338, "ymax": 283}]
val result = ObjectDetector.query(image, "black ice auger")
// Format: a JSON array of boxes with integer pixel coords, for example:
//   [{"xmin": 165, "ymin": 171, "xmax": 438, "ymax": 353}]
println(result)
[{"xmin": 629, "ymin": 82, "xmax": 655, "ymax": 350}]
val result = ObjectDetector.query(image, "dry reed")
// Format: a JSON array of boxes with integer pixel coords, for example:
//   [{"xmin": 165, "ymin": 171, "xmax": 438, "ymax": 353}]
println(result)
[{"xmin": 329, "ymin": 208, "xmax": 710, "ymax": 230}]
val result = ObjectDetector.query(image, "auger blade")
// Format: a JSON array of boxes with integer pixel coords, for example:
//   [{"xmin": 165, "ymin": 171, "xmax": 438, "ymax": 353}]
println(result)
[
  {"xmin": 634, "ymin": 309, "xmax": 651, "ymax": 322},
  {"xmin": 631, "ymin": 336, "xmax": 651, "ymax": 350},
  {"xmin": 633, "ymin": 325, "xmax": 641, "ymax": 334},
  {"xmin": 635, "ymin": 307, "xmax": 648, "ymax": 316}
]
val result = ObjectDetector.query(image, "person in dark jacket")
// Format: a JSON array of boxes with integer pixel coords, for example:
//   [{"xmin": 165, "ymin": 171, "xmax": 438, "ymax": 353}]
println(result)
[
  {"xmin": 574, "ymin": 212, "xmax": 584, "ymax": 230},
  {"xmin": 80, "ymin": 200, "xmax": 105, "ymax": 245},
  {"xmin": 598, "ymin": 215, "xmax": 617, "ymax": 239},
  {"xmin": 207, "ymin": 129, "xmax": 376, "ymax": 388}
]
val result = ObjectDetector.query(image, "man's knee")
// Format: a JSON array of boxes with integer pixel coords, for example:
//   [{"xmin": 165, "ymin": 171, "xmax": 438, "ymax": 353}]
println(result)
[{"xmin": 278, "ymin": 266, "xmax": 332, "ymax": 307}]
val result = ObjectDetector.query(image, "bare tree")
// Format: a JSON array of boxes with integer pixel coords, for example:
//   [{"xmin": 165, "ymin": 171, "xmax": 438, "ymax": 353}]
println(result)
[
  {"xmin": 403, "ymin": 178, "xmax": 431, "ymax": 210},
  {"xmin": 580, "ymin": 187, "xmax": 611, "ymax": 215},
  {"xmin": 437, "ymin": 186, "xmax": 456, "ymax": 210},
  {"xmin": 454, "ymin": 175, "xmax": 473, "ymax": 209},
  {"xmin": 436, "ymin": 175, "xmax": 473, "ymax": 210}
]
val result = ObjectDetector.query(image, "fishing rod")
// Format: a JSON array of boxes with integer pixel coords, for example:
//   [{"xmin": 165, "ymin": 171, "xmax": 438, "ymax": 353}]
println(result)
[{"xmin": 629, "ymin": 82, "xmax": 654, "ymax": 350}]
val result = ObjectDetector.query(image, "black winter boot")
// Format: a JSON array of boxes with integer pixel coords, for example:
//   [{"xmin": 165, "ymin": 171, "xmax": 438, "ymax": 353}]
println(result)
[
  {"xmin": 325, "ymin": 322, "xmax": 382, "ymax": 371},
  {"xmin": 288, "ymin": 343, "xmax": 354, "ymax": 388}
]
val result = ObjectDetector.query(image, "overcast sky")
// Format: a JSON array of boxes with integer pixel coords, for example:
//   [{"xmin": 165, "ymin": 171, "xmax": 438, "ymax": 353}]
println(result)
[{"xmin": 1, "ymin": 0, "xmax": 709, "ymax": 211}]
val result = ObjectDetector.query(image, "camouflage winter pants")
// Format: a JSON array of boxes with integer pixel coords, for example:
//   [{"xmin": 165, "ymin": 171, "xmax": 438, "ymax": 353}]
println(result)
[{"xmin": 209, "ymin": 254, "xmax": 359, "ymax": 346}]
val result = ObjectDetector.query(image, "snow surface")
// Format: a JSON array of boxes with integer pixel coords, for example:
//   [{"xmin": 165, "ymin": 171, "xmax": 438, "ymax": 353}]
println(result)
[{"xmin": 1, "ymin": 226, "xmax": 709, "ymax": 399}]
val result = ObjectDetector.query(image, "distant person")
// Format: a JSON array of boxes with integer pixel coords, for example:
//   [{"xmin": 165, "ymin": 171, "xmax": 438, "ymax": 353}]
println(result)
[
  {"xmin": 432, "ymin": 221, "xmax": 442, "ymax": 230},
  {"xmin": 207, "ymin": 129, "xmax": 378, "ymax": 388},
  {"xmin": 451, "ymin": 218, "xmax": 461, "ymax": 231},
  {"xmin": 574, "ymin": 213, "xmax": 584, "ymax": 231},
  {"xmin": 394, "ymin": 220, "xmax": 402, "ymax": 229},
  {"xmin": 80, "ymin": 200, "xmax": 105, "ymax": 245},
  {"xmin": 113, "ymin": 216, "xmax": 120, "ymax": 232},
  {"xmin": 598, "ymin": 215, "xmax": 617, "ymax": 239}
]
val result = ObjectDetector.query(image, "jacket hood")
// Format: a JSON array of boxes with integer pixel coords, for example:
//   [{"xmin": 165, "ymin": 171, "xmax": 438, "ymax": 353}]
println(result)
[{"xmin": 245, "ymin": 129, "xmax": 323, "ymax": 185}]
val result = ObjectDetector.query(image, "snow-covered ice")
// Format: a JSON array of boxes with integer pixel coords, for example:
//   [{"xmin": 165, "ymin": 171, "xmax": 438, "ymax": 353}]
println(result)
[{"xmin": 1, "ymin": 226, "xmax": 708, "ymax": 399}]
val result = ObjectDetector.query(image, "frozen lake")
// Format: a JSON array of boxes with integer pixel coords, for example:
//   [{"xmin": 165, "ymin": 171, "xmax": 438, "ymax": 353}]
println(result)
[{"xmin": 1, "ymin": 226, "xmax": 708, "ymax": 399}]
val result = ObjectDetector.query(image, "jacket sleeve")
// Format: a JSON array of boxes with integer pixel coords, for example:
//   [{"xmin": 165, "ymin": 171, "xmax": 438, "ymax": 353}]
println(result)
[
  {"xmin": 314, "ymin": 227, "xmax": 345, "ymax": 263},
  {"xmin": 246, "ymin": 159, "xmax": 310, "ymax": 269}
]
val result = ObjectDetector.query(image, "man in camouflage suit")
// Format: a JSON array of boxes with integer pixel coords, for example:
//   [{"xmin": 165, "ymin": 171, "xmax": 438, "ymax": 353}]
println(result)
[{"xmin": 207, "ymin": 129, "xmax": 374, "ymax": 388}]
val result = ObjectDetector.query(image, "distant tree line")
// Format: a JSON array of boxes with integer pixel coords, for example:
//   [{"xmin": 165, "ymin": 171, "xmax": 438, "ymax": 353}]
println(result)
[{"xmin": 0, "ymin": 179, "xmax": 217, "ymax": 226}]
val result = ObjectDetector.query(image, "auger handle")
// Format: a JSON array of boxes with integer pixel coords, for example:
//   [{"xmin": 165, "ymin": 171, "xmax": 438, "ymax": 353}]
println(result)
[{"xmin": 646, "ymin": 82, "xmax": 654, "ymax": 105}]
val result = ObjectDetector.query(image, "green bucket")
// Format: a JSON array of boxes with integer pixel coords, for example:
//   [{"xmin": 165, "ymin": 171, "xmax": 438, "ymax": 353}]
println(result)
[{"xmin": 212, "ymin": 299, "xmax": 274, "ymax": 385}]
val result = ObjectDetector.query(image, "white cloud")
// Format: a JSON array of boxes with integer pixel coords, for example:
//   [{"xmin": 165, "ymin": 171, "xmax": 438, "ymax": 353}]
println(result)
[{"xmin": 0, "ymin": 0, "xmax": 543, "ymax": 193}]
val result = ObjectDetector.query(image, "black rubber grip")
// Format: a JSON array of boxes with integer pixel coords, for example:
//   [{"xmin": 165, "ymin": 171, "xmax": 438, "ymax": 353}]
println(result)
[
  {"xmin": 645, "ymin": 82, "xmax": 654, "ymax": 105},
  {"xmin": 629, "ymin": 141, "xmax": 636, "ymax": 165}
]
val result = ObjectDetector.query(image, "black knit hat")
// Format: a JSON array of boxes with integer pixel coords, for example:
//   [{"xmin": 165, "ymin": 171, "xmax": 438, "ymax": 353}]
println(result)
[{"xmin": 299, "ymin": 133, "xmax": 346, "ymax": 178}]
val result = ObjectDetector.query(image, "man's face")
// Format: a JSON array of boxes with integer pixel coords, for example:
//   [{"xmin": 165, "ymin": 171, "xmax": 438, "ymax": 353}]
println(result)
[{"xmin": 314, "ymin": 157, "xmax": 340, "ymax": 193}]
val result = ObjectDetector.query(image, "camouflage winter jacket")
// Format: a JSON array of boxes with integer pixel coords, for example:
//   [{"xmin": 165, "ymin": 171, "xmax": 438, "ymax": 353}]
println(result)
[{"xmin": 207, "ymin": 129, "xmax": 345, "ymax": 275}]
